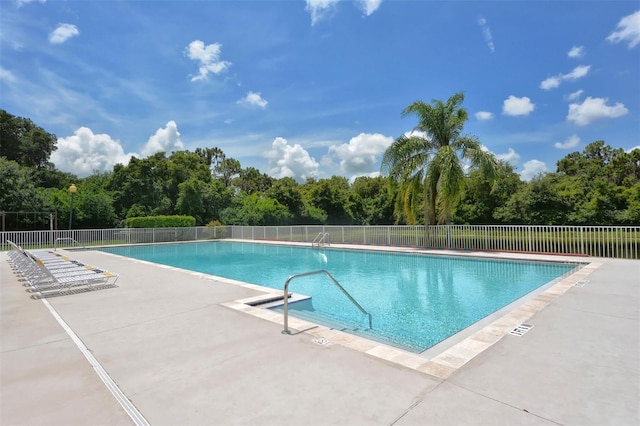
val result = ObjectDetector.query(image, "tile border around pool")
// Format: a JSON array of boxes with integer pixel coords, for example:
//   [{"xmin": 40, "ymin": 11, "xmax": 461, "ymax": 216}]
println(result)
[
  {"xmin": 215, "ymin": 241, "xmax": 602, "ymax": 380},
  {"xmin": 98, "ymin": 241, "xmax": 601, "ymax": 379}
]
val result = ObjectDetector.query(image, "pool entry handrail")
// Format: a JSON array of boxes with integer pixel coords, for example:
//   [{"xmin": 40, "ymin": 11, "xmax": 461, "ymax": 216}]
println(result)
[
  {"xmin": 281, "ymin": 269, "xmax": 372, "ymax": 335},
  {"xmin": 311, "ymin": 232, "xmax": 330, "ymax": 248}
]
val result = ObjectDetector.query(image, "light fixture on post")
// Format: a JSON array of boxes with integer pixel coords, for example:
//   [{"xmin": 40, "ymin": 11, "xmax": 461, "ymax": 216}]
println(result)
[{"xmin": 69, "ymin": 184, "xmax": 77, "ymax": 230}]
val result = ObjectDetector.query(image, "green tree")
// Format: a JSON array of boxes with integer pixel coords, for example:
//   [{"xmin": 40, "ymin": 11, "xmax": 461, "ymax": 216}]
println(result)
[
  {"xmin": 295, "ymin": 178, "xmax": 328, "ymax": 224},
  {"xmin": 494, "ymin": 174, "xmax": 571, "ymax": 225},
  {"xmin": 619, "ymin": 182, "xmax": 640, "ymax": 224},
  {"xmin": 108, "ymin": 153, "xmax": 172, "ymax": 219},
  {"xmin": 381, "ymin": 93, "xmax": 499, "ymax": 225},
  {"xmin": 0, "ymin": 110, "xmax": 58, "ymax": 168},
  {"xmin": 235, "ymin": 167, "xmax": 274, "ymax": 194},
  {"xmin": 39, "ymin": 176, "xmax": 117, "ymax": 229},
  {"xmin": 176, "ymin": 178, "xmax": 232, "ymax": 224},
  {"xmin": 266, "ymin": 177, "xmax": 304, "ymax": 218},
  {"xmin": 165, "ymin": 151, "xmax": 213, "ymax": 204},
  {"xmin": 609, "ymin": 148, "xmax": 640, "ymax": 187},
  {"xmin": 0, "ymin": 158, "xmax": 49, "ymax": 230},
  {"xmin": 454, "ymin": 162, "xmax": 522, "ymax": 224},
  {"xmin": 350, "ymin": 176, "xmax": 394, "ymax": 225},
  {"xmin": 305, "ymin": 176, "xmax": 355, "ymax": 224},
  {"xmin": 29, "ymin": 163, "xmax": 79, "ymax": 189},
  {"xmin": 195, "ymin": 146, "xmax": 225, "ymax": 169},
  {"xmin": 555, "ymin": 142, "xmax": 640, "ymax": 225},
  {"xmin": 214, "ymin": 157, "xmax": 242, "ymax": 187},
  {"xmin": 220, "ymin": 193, "xmax": 292, "ymax": 226},
  {"xmin": 76, "ymin": 173, "xmax": 117, "ymax": 228}
]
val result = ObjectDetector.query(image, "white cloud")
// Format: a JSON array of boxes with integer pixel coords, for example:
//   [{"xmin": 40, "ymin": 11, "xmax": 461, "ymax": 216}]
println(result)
[
  {"xmin": 568, "ymin": 45, "xmax": 585, "ymax": 58},
  {"xmin": 49, "ymin": 23, "xmax": 79, "ymax": 44},
  {"xmin": 51, "ymin": 127, "xmax": 136, "ymax": 177},
  {"xmin": 540, "ymin": 65, "xmax": 590, "ymax": 90},
  {"xmin": 495, "ymin": 148, "xmax": 520, "ymax": 166},
  {"xmin": 347, "ymin": 171, "xmax": 381, "ymax": 183},
  {"xmin": 477, "ymin": 16, "xmax": 495, "ymax": 52},
  {"xmin": 475, "ymin": 111, "xmax": 494, "ymax": 121},
  {"xmin": 503, "ymin": 96, "xmax": 535, "ymax": 116},
  {"xmin": 567, "ymin": 97, "xmax": 629, "ymax": 126},
  {"xmin": 564, "ymin": 65, "xmax": 590, "ymax": 80},
  {"xmin": 328, "ymin": 132, "xmax": 393, "ymax": 177},
  {"xmin": 305, "ymin": 0, "xmax": 339, "ymax": 25},
  {"xmin": 405, "ymin": 130, "xmax": 426, "ymax": 139},
  {"xmin": 540, "ymin": 76, "xmax": 561, "ymax": 90},
  {"xmin": 264, "ymin": 137, "xmax": 319, "ymax": 182},
  {"xmin": 627, "ymin": 146, "xmax": 640, "ymax": 153},
  {"xmin": 16, "ymin": 0, "xmax": 45, "ymax": 6},
  {"xmin": 141, "ymin": 120, "xmax": 184, "ymax": 157},
  {"xmin": 237, "ymin": 91, "xmax": 268, "ymax": 109},
  {"xmin": 566, "ymin": 89, "xmax": 583, "ymax": 102},
  {"xmin": 358, "ymin": 0, "xmax": 382, "ymax": 16},
  {"xmin": 606, "ymin": 10, "xmax": 640, "ymax": 48},
  {"xmin": 185, "ymin": 40, "xmax": 231, "ymax": 82},
  {"xmin": 554, "ymin": 134, "xmax": 580, "ymax": 149},
  {"xmin": 305, "ymin": 0, "xmax": 380, "ymax": 24},
  {"xmin": 0, "ymin": 67, "xmax": 16, "ymax": 83},
  {"xmin": 520, "ymin": 160, "xmax": 548, "ymax": 182}
]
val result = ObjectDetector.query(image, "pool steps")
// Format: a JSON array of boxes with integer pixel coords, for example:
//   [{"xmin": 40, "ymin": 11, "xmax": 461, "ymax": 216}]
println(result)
[{"xmin": 248, "ymin": 292, "xmax": 310, "ymax": 309}]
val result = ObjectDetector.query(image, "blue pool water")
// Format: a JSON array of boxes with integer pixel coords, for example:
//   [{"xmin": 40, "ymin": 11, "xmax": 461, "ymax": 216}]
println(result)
[{"xmin": 100, "ymin": 241, "xmax": 578, "ymax": 352}]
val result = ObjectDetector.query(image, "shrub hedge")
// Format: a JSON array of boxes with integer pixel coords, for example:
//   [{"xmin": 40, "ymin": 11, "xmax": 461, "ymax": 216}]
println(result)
[{"xmin": 125, "ymin": 215, "xmax": 196, "ymax": 228}]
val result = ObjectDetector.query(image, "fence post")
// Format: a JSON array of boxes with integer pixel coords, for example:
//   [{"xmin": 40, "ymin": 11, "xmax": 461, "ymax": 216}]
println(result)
[{"xmin": 49, "ymin": 213, "xmax": 54, "ymax": 247}]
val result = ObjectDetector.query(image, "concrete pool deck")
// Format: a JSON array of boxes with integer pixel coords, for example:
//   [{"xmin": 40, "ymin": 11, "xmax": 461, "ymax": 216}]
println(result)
[{"xmin": 1, "ymin": 243, "xmax": 639, "ymax": 425}]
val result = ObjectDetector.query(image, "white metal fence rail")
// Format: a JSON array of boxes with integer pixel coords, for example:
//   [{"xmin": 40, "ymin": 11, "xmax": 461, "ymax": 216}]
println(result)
[{"xmin": 1, "ymin": 225, "xmax": 638, "ymax": 259}]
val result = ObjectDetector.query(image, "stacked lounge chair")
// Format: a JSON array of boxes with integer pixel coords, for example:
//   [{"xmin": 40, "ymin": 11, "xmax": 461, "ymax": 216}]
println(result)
[{"xmin": 7, "ymin": 240, "xmax": 119, "ymax": 299}]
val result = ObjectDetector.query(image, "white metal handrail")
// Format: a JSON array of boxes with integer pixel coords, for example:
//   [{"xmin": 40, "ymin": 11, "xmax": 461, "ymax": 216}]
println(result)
[
  {"xmin": 311, "ymin": 232, "xmax": 330, "ymax": 248},
  {"xmin": 281, "ymin": 269, "xmax": 372, "ymax": 335}
]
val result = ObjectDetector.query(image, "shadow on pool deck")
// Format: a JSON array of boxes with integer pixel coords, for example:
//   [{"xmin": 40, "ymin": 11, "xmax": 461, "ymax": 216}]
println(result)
[{"xmin": 1, "ymin": 246, "xmax": 638, "ymax": 426}]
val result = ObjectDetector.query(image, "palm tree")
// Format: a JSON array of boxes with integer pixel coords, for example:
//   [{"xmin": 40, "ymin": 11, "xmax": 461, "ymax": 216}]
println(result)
[{"xmin": 381, "ymin": 92, "xmax": 498, "ymax": 225}]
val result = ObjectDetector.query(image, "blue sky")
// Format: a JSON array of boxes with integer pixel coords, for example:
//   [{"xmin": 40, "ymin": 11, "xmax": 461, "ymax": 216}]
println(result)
[{"xmin": 1, "ymin": 0, "xmax": 639, "ymax": 182}]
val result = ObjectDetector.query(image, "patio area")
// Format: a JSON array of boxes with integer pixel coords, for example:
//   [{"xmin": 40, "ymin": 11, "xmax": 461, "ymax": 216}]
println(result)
[{"xmin": 1, "ymin": 245, "xmax": 638, "ymax": 425}]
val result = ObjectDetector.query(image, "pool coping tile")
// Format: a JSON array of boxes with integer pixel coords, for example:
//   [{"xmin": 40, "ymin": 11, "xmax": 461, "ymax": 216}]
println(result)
[{"xmin": 218, "ymin": 242, "xmax": 602, "ymax": 380}]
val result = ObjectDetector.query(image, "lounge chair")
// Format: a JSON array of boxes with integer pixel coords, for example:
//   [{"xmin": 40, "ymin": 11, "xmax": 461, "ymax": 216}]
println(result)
[{"xmin": 6, "ymin": 240, "xmax": 119, "ymax": 298}]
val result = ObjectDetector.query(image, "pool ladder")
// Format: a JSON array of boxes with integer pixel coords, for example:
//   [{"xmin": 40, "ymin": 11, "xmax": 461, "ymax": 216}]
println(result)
[
  {"xmin": 312, "ymin": 232, "xmax": 330, "ymax": 248},
  {"xmin": 281, "ymin": 269, "xmax": 372, "ymax": 334}
]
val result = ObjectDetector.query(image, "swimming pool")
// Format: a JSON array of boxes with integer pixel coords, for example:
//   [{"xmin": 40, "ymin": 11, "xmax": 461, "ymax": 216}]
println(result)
[{"xmin": 100, "ymin": 241, "xmax": 579, "ymax": 352}]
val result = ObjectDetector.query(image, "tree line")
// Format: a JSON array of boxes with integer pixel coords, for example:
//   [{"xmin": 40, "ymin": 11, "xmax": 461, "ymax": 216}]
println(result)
[{"xmin": 1, "ymin": 102, "xmax": 638, "ymax": 231}]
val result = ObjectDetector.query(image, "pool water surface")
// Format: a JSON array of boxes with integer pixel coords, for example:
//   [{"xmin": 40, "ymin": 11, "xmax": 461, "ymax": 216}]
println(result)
[{"xmin": 100, "ymin": 241, "xmax": 579, "ymax": 352}]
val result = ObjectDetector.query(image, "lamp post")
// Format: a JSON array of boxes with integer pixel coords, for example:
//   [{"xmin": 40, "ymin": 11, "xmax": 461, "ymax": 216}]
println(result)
[{"xmin": 68, "ymin": 184, "xmax": 77, "ymax": 230}]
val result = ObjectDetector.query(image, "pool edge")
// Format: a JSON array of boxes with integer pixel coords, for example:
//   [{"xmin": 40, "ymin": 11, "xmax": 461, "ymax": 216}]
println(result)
[{"xmin": 211, "ymin": 242, "xmax": 601, "ymax": 380}]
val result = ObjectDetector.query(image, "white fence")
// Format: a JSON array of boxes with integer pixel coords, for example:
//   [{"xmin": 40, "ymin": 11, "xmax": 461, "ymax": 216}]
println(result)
[{"xmin": 1, "ymin": 225, "xmax": 638, "ymax": 259}]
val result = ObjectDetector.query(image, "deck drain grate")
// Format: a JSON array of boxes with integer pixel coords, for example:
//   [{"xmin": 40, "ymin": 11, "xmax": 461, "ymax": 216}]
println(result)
[
  {"xmin": 313, "ymin": 338, "xmax": 331, "ymax": 346},
  {"xmin": 574, "ymin": 280, "xmax": 588, "ymax": 288},
  {"xmin": 509, "ymin": 323, "xmax": 533, "ymax": 337}
]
